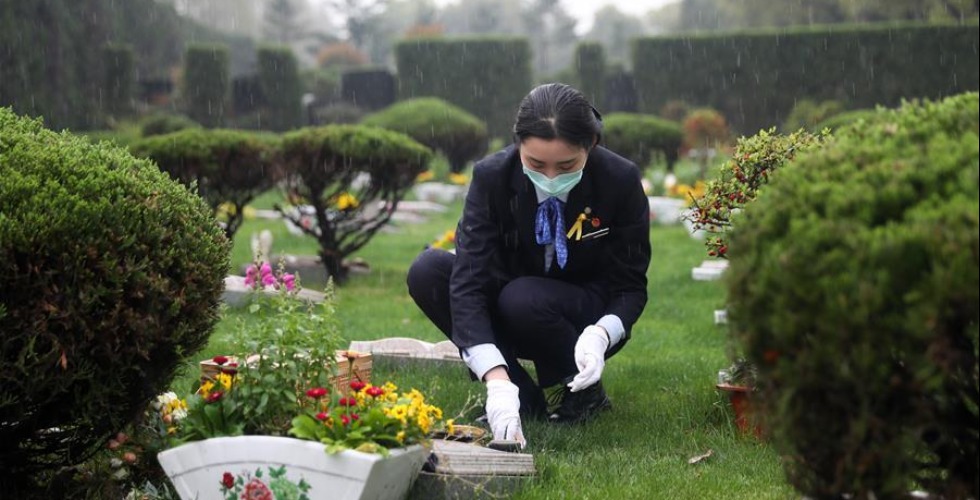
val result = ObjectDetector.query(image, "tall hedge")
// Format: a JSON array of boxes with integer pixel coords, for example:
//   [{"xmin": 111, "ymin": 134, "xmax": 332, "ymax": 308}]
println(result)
[
  {"xmin": 725, "ymin": 92, "xmax": 979, "ymax": 498},
  {"xmin": 574, "ymin": 42, "xmax": 606, "ymax": 108},
  {"xmin": 257, "ymin": 45, "xmax": 303, "ymax": 131},
  {"xmin": 0, "ymin": 108, "xmax": 229, "ymax": 493},
  {"xmin": 0, "ymin": 0, "xmax": 255, "ymax": 131},
  {"xmin": 634, "ymin": 22, "xmax": 980, "ymax": 134},
  {"xmin": 341, "ymin": 68, "xmax": 396, "ymax": 112},
  {"xmin": 361, "ymin": 97, "xmax": 488, "ymax": 174},
  {"xmin": 183, "ymin": 44, "xmax": 230, "ymax": 128},
  {"xmin": 395, "ymin": 37, "xmax": 532, "ymax": 139},
  {"xmin": 129, "ymin": 128, "xmax": 279, "ymax": 240},
  {"xmin": 102, "ymin": 44, "xmax": 135, "ymax": 120}
]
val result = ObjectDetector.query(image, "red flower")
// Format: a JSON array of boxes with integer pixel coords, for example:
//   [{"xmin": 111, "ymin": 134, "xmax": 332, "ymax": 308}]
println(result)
[
  {"xmin": 212, "ymin": 355, "xmax": 229, "ymax": 365},
  {"xmin": 366, "ymin": 386, "xmax": 384, "ymax": 398},
  {"xmin": 763, "ymin": 349, "xmax": 780, "ymax": 365},
  {"xmin": 221, "ymin": 367, "xmax": 238, "ymax": 375},
  {"xmin": 350, "ymin": 381, "xmax": 366, "ymax": 392},
  {"xmin": 206, "ymin": 391, "xmax": 224, "ymax": 403},
  {"xmin": 221, "ymin": 472, "xmax": 235, "ymax": 489},
  {"xmin": 341, "ymin": 414, "xmax": 351, "ymax": 425},
  {"xmin": 315, "ymin": 412, "xmax": 329, "ymax": 421},
  {"xmin": 351, "ymin": 413, "xmax": 360, "ymax": 421},
  {"xmin": 339, "ymin": 397, "xmax": 357, "ymax": 407},
  {"xmin": 306, "ymin": 387, "xmax": 328, "ymax": 399}
]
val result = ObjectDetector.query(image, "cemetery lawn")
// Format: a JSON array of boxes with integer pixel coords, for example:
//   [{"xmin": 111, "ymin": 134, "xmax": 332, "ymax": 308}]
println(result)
[{"xmin": 185, "ymin": 189, "xmax": 794, "ymax": 499}]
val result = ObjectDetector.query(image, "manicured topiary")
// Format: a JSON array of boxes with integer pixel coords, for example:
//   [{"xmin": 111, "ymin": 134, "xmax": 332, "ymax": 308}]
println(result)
[
  {"xmin": 361, "ymin": 97, "xmax": 487, "ymax": 174},
  {"xmin": 780, "ymin": 99, "xmax": 844, "ymax": 133},
  {"xmin": 139, "ymin": 112, "xmax": 200, "ymax": 137},
  {"xmin": 278, "ymin": 124, "xmax": 432, "ymax": 283},
  {"xmin": 602, "ymin": 112, "xmax": 683, "ymax": 171},
  {"xmin": 0, "ymin": 108, "xmax": 229, "ymax": 492},
  {"xmin": 183, "ymin": 44, "xmax": 230, "ymax": 128},
  {"xmin": 725, "ymin": 92, "xmax": 979, "ymax": 498},
  {"xmin": 129, "ymin": 128, "xmax": 279, "ymax": 240}
]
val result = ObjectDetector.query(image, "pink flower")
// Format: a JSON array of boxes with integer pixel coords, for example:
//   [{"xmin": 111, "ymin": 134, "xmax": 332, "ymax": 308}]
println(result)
[
  {"xmin": 261, "ymin": 273, "xmax": 277, "ymax": 287},
  {"xmin": 282, "ymin": 273, "xmax": 296, "ymax": 291},
  {"xmin": 244, "ymin": 265, "xmax": 258, "ymax": 287},
  {"xmin": 206, "ymin": 391, "xmax": 224, "ymax": 403},
  {"xmin": 260, "ymin": 262, "xmax": 273, "ymax": 278},
  {"xmin": 306, "ymin": 387, "xmax": 328, "ymax": 399}
]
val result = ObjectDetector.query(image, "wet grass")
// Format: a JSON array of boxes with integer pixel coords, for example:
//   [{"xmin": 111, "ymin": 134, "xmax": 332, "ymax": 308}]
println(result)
[{"xmin": 182, "ymin": 162, "xmax": 793, "ymax": 499}]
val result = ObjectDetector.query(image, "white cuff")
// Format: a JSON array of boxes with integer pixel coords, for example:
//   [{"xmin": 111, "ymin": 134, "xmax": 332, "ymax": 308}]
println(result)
[
  {"xmin": 461, "ymin": 343, "xmax": 508, "ymax": 381},
  {"xmin": 595, "ymin": 314, "xmax": 625, "ymax": 348}
]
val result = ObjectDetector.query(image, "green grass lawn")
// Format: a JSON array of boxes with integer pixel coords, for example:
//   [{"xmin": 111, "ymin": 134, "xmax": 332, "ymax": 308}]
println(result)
[{"xmin": 184, "ymin": 176, "xmax": 793, "ymax": 499}]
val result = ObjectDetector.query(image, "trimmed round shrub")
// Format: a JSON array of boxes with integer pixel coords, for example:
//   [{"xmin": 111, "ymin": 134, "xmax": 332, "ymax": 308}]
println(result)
[
  {"xmin": 129, "ymin": 128, "xmax": 279, "ymax": 240},
  {"xmin": 139, "ymin": 112, "xmax": 200, "ymax": 137},
  {"xmin": 0, "ymin": 108, "xmax": 230, "ymax": 491},
  {"xmin": 725, "ymin": 92, "xmax": 979, "ymax": 498},
  {"xmin": 602, "ymin": 112, "xmax": 683, "ymax": 171},
  {"xmin": 361, "ymin": 97, "xmax": 487, "ymax": 174}
]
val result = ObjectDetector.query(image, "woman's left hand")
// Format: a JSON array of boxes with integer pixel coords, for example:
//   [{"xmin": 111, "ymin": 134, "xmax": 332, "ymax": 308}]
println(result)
[{"xmin": 568, "ymin": 325, "xmax": 610, "ymax": 392}]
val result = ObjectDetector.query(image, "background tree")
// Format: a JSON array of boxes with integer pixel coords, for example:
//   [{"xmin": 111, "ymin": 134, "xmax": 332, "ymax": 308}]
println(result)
[{"xmin": 585, "ymin": 5, "xmax": 648, "ymax": 66}]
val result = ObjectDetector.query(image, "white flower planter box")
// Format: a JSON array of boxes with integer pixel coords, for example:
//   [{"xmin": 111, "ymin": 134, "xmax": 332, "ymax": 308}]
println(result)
[{"xmin": 158, "ymin": 436, "xmax": 426, "ymax": 500}]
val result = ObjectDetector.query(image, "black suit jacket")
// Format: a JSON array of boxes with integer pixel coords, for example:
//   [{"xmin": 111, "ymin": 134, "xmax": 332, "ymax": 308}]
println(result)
[{"xmin": 449, "ymin": 144, "xmax": 651, "ymax": 356}]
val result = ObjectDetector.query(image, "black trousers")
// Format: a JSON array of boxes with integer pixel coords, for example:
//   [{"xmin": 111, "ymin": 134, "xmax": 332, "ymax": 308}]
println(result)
[{"xmin": 406, "ymin": 248, "xmax": 607, "ymax": 390}]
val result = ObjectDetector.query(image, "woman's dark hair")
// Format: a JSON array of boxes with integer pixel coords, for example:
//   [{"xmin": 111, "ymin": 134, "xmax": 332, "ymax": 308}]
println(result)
[{"xmin": 513, "ymin": 83, "xmax": 603, "ymax": 150}]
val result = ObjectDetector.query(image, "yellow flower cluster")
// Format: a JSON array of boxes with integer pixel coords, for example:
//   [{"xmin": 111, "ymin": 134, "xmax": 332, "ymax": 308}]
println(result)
[
  {"xmin": 198, "ymin": 372, "xmax": 237, "ymax": 399},
  {"xmin": 668, "ymin": 181, "xmax": 707, "ymax": 205}
]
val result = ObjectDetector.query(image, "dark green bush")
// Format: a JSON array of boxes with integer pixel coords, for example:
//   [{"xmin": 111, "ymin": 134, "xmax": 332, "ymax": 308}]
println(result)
[
  {"xmin": 0, "ymin": 108, "xmax": 229, "ymax": 493},
  {"xmin": 725, "ymin": 92, "xmax": 979, "ymax": 498},
  {"xmin": 139, "ymin": 112, "xmax": 200, "ymax": 137},
  {"xmin": 574, "ymin": 42, "xmax": 605, "ymax": 108},
  {"xmin": 341, "ymin": 68, "xmax": 396, "ymax": 112},
  {"xmin": 361, "ymin": 97, "xmax": 488, "ymax": 174},
  {"xmin": 602, "ymin": 112, "xmax": 683, "ymax": 171},
  {"xmin": 257, "ymin": 45, "xmax": 303, "ymax": 131},
  {"xmin": 183, "ymin": 44, "xmax": 230, "ymax": 128},
  {"xmin": 129, "ymin": 128, "xmax": 279, "ymax": 240},
  {"xmin": 278, "ymin": 125, "xmax": 432, "ymax": 283},
  {"xmin": 102, "ymin": 44, "xmax": 135, "ymax": 120}
]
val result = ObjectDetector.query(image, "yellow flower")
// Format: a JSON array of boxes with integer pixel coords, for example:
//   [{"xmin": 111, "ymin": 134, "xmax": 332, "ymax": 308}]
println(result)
[
  {"xmin": 446, "ymin": 419, "xmax": 455, "ymax": 436},
  {"xmin": 448, "ymin": 172, "xmax": 469, "ymax": 185},
  {"xmin": 197, "ymin": 380, "xmax": 215, "ymax": 398},
  {"xmin": 396, "ymin": 430, "xmax": 406, "ymax": 443},
  {"xmin": 331, "ymin": 192, "xmax": 360, "ymax": 210},
  {"xmin": 416, "ymin": 170, "xmax": 435, "ymax": 182},
  {"xmin": 216, "ymin": 372, "xmax": 234, "ymax": 391}
]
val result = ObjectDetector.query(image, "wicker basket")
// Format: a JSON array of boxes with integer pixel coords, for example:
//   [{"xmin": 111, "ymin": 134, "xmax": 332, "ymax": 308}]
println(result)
[{"xmin": 199, "ymin": 351, "xmax": 372, "ymax": 394}]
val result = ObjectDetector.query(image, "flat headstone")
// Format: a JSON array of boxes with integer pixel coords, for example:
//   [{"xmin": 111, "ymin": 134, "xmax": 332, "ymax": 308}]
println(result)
[
  {"xmin": 348, "ymin": 338, "xmax": 462, "ymax": 362},
  {"xmin": 714, "ymin": 309, "xmax": 728, "ymax": 325},
  {"xmin": 692, "ymin": 260, "xmax": 729, "ymax": 281},
  {"xmin": 397, "ymin": 200, "xmax": 449, "ymax": 213},
  {"xmin": 413, "ymin": 182, "xmax": 467, "ymax": 204},
  {"xmin": 647, "ymin": 196, "xmax": 686, "ymax": 226},
  {"xmin": 410, "ymin": 440, "xmax": 535, "ymax": 499}
]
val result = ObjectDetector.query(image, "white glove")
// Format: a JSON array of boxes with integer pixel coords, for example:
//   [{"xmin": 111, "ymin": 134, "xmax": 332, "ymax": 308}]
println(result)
[
  {"xmin": 485, "ymin": 379, "xmax": 526, "ymax": 448},
  {"xmin": 568, "ymin": 325, "xmax": 610, "ymax": 392}
]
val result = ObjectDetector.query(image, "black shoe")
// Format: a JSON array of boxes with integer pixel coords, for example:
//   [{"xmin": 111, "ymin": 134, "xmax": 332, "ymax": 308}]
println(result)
[{"xmin": 547, "ymin": 381, "xmax": 612, "ymax": 424}]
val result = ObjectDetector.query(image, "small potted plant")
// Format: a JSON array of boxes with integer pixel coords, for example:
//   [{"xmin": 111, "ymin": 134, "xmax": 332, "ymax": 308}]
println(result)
[{"xmin": 716, "ymin": 358, "xmax": 761, "ymax": 436}]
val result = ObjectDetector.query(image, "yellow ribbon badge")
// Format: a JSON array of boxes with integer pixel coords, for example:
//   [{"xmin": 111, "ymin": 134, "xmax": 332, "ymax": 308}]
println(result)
[{"xmin": 566, "ymin": 212, "xmax": 587, "ymax": 241}]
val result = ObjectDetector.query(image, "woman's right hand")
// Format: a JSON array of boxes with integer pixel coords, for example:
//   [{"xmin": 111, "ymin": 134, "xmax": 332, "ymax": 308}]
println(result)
[{"xmin": 484, "ymin": 379, "xmax": 526, "ymax": 448}]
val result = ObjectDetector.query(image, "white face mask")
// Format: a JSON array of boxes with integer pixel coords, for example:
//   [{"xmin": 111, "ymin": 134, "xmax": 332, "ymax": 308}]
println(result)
[{"xmin": 522, "ymin": 164, "xmax": 585, "ymax": 197}]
